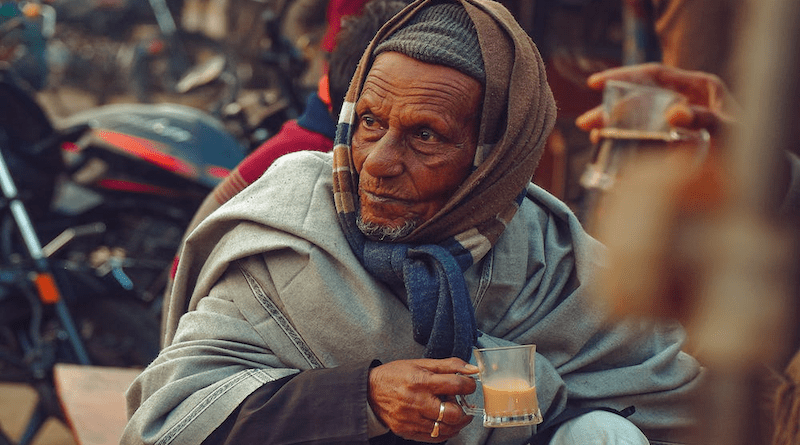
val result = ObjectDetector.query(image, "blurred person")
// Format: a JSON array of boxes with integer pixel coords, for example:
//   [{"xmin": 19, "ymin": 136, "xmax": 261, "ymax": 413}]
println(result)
[
  {"xmin": 649, "ymin": 0, "xmax": 740, "ymax": 86},
  {"xmin": 280, "ymin": 0, "xmax": 333, "ymax": 89},
  {"xmin": 126, "ymin": 2, "xmax": 702, "ymax": 444},
  {"xmin": 186, "ymin": 0, "xmax": 387, "ymax": 228},
  {"xmin": 575, "ymin": 61, "xmax": 800, "ymax": 445},
  {"xmin": 773, "ymin": 352, "xmax": 800, "ymax": 445},
  {"xmin": 161, "ymin": 0, "xmax": 409, "ymax": 336},
  {"xmin": 575, "ymin": 62, "xmax": 799, "ymax": 331}
]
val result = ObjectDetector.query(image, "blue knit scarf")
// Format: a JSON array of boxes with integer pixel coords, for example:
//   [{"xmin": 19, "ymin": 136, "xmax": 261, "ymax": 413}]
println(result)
[{"xmin": 342, "ymin": 206, "xmax": 479, "ymax": 360}]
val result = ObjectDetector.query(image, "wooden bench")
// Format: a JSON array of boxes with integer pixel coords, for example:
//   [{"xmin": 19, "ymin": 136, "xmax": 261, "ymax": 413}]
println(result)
[{"xmin": 53, "ymin": 364, "xmax": 141, "ymax": 445}]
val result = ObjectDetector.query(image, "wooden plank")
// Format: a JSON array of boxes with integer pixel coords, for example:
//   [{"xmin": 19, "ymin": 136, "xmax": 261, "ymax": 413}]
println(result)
[{"xmin": 53, "ymin": 364, "xmax": 140, "ymax": 445}]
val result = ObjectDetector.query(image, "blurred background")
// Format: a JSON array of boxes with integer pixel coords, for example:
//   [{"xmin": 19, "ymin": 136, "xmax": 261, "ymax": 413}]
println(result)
[{"xmin": 0, "ymin": 1, "xmax": 796, "ymax": 445}]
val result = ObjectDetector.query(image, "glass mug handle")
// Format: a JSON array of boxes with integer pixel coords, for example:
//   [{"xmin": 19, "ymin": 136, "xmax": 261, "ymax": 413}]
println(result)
[{"xmin": 456, "ymin": 373, "xmax": 483, "ymax": 416}]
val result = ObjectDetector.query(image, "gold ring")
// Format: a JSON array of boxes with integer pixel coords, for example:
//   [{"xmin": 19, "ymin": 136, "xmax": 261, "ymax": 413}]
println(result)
[
  {"xmin": 436, "ymin": 401, "xmax": 446, "ymax": 422},
  {"xmin": 431, "ymin": 421, "xmax": 440, "ymax": 438}
]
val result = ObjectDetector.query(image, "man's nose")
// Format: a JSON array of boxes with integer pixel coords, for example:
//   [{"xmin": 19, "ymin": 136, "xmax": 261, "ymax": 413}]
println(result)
[{"xmin": 361, "ymin": 132, "xmax": 404, "ymax": 178}]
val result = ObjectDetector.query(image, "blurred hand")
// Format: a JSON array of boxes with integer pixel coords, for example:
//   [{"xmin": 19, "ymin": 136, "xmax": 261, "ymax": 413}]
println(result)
[
  {"xmin": 368, "ymin": 358, "xmax": 478, "ymax": 442},
  {"xmin": 575, "ymin": 62, "xmax": 740, "ymax": 148},
  {"xmin": 579, "ymin": 64, "xmax": 735, "ymax": 324}
]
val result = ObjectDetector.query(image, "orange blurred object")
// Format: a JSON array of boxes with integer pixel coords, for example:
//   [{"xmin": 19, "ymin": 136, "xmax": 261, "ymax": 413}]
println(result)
[{"xmin": 34, "ymin": 272, "xmax": 60, "ymax": 304}]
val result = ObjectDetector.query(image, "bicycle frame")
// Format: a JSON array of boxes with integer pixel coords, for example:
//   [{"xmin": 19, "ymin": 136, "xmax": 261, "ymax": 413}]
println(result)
[{"xmin": 0, "ymin": 135, "xmax": 90, "ymax": 445}]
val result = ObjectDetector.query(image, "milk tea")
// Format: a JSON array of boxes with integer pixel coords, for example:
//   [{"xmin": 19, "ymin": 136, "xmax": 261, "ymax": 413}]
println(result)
[
  {"xmin": 482, "ymin": 377, "xmax": 538, "ymax": 416},
  {"xmin": 469, "ymin": 344, "xmax": 543, "ymax": 427}
]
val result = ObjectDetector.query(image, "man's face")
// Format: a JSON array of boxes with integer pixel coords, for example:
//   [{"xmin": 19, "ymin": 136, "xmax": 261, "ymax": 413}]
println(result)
[{"xmin": 352, "ymin": 52, "xmax": 482, "ymax": 240}]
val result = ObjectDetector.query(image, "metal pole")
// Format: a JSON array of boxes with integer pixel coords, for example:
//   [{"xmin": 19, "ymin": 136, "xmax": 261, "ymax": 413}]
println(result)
[{"xmin": 0, "ymin": 148, "xmax": 90, "ymax": 365}]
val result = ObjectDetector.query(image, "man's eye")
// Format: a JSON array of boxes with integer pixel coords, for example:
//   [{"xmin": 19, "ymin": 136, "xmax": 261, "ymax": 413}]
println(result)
[
  {"xmin": 416, "ymin": 128, "xmax": 439, "ymax": 142},
  {"xmin": 361, "ymin": 115, "xmax": 378, "ymax": 128}
]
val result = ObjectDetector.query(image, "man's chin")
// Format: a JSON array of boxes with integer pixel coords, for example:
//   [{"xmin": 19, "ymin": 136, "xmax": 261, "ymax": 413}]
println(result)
[{"xmin": 356, "ymin": 214, "xmax": 417, "ymax": 242}]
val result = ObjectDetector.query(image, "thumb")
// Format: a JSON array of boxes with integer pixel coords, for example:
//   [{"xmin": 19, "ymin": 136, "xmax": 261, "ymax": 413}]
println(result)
[{"xmin": 418, "ymin": 357, "xmax": 479, "ymax": 375}]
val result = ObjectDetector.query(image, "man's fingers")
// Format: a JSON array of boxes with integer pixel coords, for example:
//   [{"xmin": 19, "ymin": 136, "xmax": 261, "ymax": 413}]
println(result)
[
  {"xmin": 392, "ymin": 399, "xmax": 473, "ymax": 443},
  {"xmin": 428, "ymin": 399, "xmax": 468, "ymax": 424},
  {"xmin": 666, "ymin": 103, "xmax": 695, "ymax": 128},
  {"xmin": 425, "ymin": 372, "xmax": 478, "ymax": 397},
  {"xmin": 586, "ymin": 62, "xmax": 705, "ymax": 93},
  {"xmin": 414, "ymin": 357, "xmax": 479, "ymax": 375},
  {"xmin": 586, "ymin": 63, "xmax": 732, "ymax": 113},
  {"xmin": 429, "ymin": 414, "xmax": 474, "ymax": 441},
  {"xmin": 403, "ymin": 402, "xmax": 474, "ymax": 443},
  {"xmin": 368, "ymin": 358, "xmax": 479, "ymax": 442},
  {"xmin": 585, "ymin": 62, "xmax": 665, "ymax": 90},
  {"xmin": 369, "ymin": 358, "xmax": 477, "ymax": 400},
  {"xmin": 652, "ymin": 67, "xmax": 731, "ymax": 109},
  {"xmin": 589, "ymin": 128, "xmax": 602, "ymax": 145},
  {"xmin": 575, "ymin": 106, "xmax": 605, "ymax": 131},
  {"xmin": 667, "ymin": 105, "xmax": 725, "ymax": 133},
  {"xmin": 577, "ymin": 101, "xmax": 727, "ymax": 134}
]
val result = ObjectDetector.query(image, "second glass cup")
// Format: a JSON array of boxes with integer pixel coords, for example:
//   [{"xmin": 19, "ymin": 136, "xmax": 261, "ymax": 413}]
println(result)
[{"xmin": 579, "ymin": 80, "xmax": 710, "ymax": 234}]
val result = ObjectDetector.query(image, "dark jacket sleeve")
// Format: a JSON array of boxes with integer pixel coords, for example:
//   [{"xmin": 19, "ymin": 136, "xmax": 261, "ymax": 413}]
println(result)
[
  {"xmin": 201, "ymin": 361, "xmax": 428, "ymax": 445},
  {"xmin": 202, "ymin": 362, "xmax": 375, "ymax": 445}
]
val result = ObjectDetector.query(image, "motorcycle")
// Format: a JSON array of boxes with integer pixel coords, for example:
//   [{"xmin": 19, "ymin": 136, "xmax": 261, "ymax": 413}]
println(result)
[
  {"xmin": 0, "ymin": 61, "xmax": 246, "ymax": 444},
  {"xmin": 0, "ymin": 3, "xmax": 314, "ymax": 443}
]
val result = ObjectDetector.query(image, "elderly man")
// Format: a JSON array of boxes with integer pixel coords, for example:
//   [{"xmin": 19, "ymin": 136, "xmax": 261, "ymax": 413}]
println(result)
[{"xmin": 123, "ymin": 1, "xmax": 701, "ymax": 444}]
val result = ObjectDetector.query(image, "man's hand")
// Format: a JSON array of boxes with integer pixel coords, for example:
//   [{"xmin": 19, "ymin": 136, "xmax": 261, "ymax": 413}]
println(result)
[
  {"xmin": 368, "ymin": 358, "xmax": 478, "ymax": 442},
  {"xmin": 575, "ymin": 62, "xmax": 740, "ymax": 148}
]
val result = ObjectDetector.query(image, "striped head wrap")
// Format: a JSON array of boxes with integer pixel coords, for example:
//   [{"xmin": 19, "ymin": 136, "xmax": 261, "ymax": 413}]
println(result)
[{"xmin": 332, "ymin": 0, "xmax": 556, "ymax": 360}]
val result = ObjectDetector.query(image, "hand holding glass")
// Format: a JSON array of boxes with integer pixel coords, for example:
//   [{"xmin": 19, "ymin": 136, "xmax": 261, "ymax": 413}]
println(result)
[{"xmin": 579, "ymin": 80, "xmax": 710, "ymax": 233}]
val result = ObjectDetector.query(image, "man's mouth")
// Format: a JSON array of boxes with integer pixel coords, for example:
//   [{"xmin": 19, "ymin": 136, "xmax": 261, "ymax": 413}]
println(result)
[{"xmin": 360, "ymin": 189, "xmax": 410, "ymax": 205}]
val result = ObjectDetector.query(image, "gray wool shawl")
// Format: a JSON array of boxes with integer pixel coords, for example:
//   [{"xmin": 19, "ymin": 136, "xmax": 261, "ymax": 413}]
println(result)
[{"xmin": 123, "ymin": 151, "xmax": 701, "ymax": 445}]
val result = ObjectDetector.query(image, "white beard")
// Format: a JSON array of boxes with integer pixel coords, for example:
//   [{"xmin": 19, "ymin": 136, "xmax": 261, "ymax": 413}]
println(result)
[{"xmin": 356, "ymin": 210, "xmax": 417, "ymax": 242}]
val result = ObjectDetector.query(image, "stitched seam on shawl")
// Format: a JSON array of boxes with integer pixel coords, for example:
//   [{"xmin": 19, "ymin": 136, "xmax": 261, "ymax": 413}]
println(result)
[
  {"xmin": 473, "ymin": 248, "xmax": 493, "ymax": 311},
  {"xmin": 155, "ymin": 369, "xmax": 260, "ymax": 445},
  {"xmin": 238, "ymin": 263, "xmax": 324, "ymax": 369}
]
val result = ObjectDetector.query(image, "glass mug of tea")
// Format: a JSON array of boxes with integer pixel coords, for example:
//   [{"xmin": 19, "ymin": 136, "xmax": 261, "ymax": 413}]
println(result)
[{"xmin": 457, "ymin": 344, "xmax": 543, "ymax": 427}]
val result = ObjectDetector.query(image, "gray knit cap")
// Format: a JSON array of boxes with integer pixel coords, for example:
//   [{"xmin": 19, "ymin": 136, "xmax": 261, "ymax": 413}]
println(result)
[{"xmin": 374, "ymin": 1, "xmax": 485, "ymax": 83}]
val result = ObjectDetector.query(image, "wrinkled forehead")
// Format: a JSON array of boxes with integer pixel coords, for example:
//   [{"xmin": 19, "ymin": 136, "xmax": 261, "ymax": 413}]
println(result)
[
  {"xmin": 356, "ymin": 52, "xmax": 484, "ymax": 166},
  {"xmin": 360, "ymin": 51, "xmax": 484, "ymax": 106}
]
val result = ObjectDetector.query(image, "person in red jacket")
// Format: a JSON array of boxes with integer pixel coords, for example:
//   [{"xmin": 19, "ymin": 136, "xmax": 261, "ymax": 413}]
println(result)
[{"xmin": 162, "ymin": 0, "xmax": 410, "ymax": 338}]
